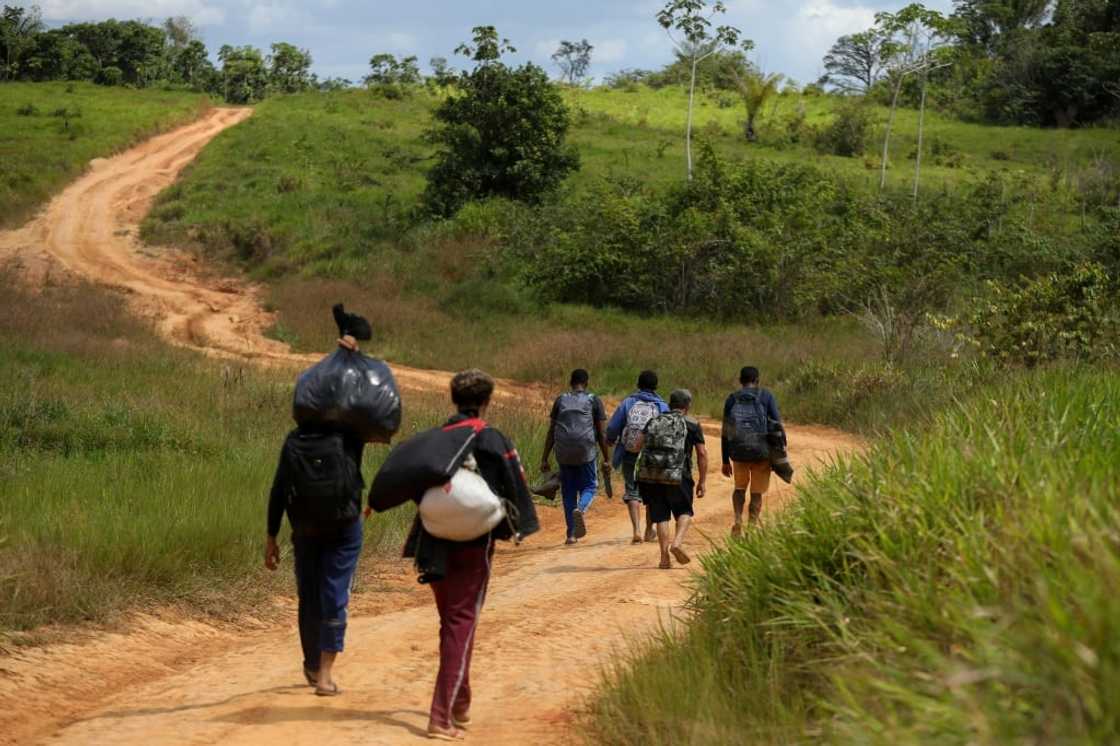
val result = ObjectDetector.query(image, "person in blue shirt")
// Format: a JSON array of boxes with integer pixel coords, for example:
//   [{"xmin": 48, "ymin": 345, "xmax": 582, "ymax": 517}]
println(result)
[{"xmin": 605, "ymin": 370, "xmax": 670, "ymax": 544}]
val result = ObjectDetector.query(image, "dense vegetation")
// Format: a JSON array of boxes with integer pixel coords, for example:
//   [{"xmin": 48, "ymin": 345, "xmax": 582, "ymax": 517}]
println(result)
[
  {"xmin": 0, "ymin": 275, "xmax": 546, "ymax": 633},
  {"xmin": 138, "ymin": 86, "xmax": 1119, "ymax": 427},
  {"xmin": 0, "ymin": 81, "xmax": 209, "ymax": 225},
  {"xmin": 591, "ymin": 365, "xmax": 1120, "ymax": 744}
]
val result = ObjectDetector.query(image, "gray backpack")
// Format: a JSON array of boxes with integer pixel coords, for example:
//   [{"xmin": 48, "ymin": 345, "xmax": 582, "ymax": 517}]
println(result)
[
  {"xmin": 553, "ymin": 391, "xmax": 597, "ymax": 466},
  {"xmin": 637, "ymin": 411, "xmax": 688, "ymax": 485}
]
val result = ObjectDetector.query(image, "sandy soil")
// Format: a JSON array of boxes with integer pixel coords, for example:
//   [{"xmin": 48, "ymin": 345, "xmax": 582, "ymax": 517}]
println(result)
[{"xmin": 0, "ymin": 109, "xmax": 863, "ymax": 745}]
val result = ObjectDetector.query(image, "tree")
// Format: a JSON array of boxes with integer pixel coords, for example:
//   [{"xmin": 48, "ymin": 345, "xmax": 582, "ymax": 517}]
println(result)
[
  {"xmin": 552, "ymin": 38, "xmax": 593, "ymax": 85},
  {"xmin": 953, "ymin": 0, "xmax": 1051, "ymax": 52},
  {"xmin": 173, "ymin": 39, "xmax": 214, "ymax": 89},
  {"xmin": 429, "ymin": 55, "xmax": 456, "ymax": 87},
  {"xmin": 730, "ymin": 66, "xmax": 783, "ymax": 142},
  {"xmin": 822, "ymin": 30, "xmax": 889, "ymax": 92},
  {"xmin": 873, "ymin": 5, "xmax": 938, "ymax": 193},
  {"xmin": 162, "ymin": 16, "xmax": 197, "ymax": 50},
  {"xmin": 219, "ymin": 45, "xmax": 267, "ymax": 103},
  {"xmin": 268, "ymin": 42, "xmax": 312, "ymax": 93},
  {"xmin": 657, "ymin": 0, "xmax": 741, "ymax": 180},
  {"xmin": 908, "ymin": 10, "xmax": 956, "ymax": 201},
  {"xmin": 423, "ymin": 26, "xmax": 579, "ymax": 216},
  {"xmin": 1, "ymin": 4, "xmax": 44, "ymax": 80},
  {"xmin": 366, "ymin": 53, "xmax": 421, "ymax": 86}
]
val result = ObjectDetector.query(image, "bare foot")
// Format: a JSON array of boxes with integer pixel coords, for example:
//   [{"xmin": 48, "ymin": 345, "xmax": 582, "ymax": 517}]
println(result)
[
  {"xmin": 730, "ymin": 523, "xmax": 743, "ymax": 539},
  {"xmin": 427, "ymin": 723, "xmax": 465, "ymax": 741},
  {"xmin": 659, "ymin": 553, "xmax": 672, "ymax": 569}
]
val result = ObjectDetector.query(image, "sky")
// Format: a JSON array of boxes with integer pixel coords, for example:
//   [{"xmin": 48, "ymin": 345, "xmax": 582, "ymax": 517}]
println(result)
[{"xmin": 36, "ymin": 0, "xmax": 954, "ymax": 84}]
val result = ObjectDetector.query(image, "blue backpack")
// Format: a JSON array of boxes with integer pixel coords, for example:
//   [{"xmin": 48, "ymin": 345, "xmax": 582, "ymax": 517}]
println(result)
[{"xmin": 725, "ymin": 389, "xmax": 770, "ymax": 462}]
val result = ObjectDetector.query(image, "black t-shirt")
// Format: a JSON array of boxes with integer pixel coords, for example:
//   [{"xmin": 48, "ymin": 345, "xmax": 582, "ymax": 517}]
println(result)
[{"xmin": 681, "ymin": 417, "xmax": 705, "ymax": 485}]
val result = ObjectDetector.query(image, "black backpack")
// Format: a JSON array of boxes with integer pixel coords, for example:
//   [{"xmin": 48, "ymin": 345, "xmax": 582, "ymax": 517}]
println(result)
[
  {"xmin": 282, "ymin": 430, "xmax": 363, "ymax": 528},
  {"xmin": 725, "ymin": 389, "xmax": 771, "ymax": 462}
]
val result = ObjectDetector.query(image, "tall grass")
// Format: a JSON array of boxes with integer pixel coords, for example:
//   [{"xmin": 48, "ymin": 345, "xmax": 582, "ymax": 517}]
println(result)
[
  {"xmin": 0, "ymin": 276, "xmax": 546, "ymax": 632},
  {"xmin": 591, "ymin": 365, "xmax": 1120, "ymax": 744},
  {"xmin": 0, "ymin": 82, "xmax": 211, "ymax": 227}
]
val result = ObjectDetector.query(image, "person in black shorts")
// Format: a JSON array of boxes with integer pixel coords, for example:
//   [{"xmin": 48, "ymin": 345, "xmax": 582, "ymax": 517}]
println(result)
[{"xmin": 638, "ymin": 389, "xmax": 708, "ymax": 569}]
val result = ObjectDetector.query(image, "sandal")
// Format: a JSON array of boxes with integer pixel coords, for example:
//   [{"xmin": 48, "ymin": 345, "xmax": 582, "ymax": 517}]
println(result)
[
  {"xmin": 303, "ymin": 667, "xmax": 319, "ymax": 687},
  {"xmin": 643, "ymin": 526, "xmax": 657, "ymax": 543},
  {"xmin": 572, "ymin": 509, "xmax": 588, "ymax": 539},
  {"xmin": 659, "ymin": 555, "xmax": 672, "ymax": 570},
  {"xmin": 315, "ymin": 682, "xmax": 341, "ymax": 697},
  {"xmin": 453, "ymin": 710, "xmax": 472, "ymax": 728},
  {"xmin": 631, "ymin": 536, "xmax": 643, "ymax": 545},
  {"xmin": 670, "ymin": 546, "xmax": 691, "ymax": 565}
]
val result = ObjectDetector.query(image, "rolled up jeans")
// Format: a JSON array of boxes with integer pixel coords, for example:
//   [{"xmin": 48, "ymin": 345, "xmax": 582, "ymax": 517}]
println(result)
[
  {"xmin": 621, "ymin": 453, "xmax": 642, "ymax": 503},
  {"xmin": 293, "ymin": 519, "xmax": 363, "ymax": 671}
]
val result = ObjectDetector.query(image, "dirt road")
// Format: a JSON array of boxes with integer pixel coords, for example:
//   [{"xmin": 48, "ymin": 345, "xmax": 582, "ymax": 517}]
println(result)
[{"xmin": 0, "ymin": 109, "xmax": 862, "ymax": 745}]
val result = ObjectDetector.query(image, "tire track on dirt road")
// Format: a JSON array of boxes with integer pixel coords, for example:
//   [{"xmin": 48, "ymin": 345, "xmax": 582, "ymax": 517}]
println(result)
[{"xmin": 0, "ymin": 109, "xmax": 863, "ymax": 745}]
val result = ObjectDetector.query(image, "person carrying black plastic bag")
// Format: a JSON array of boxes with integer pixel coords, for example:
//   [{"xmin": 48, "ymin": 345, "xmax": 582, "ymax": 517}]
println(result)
[
  {"xmin": 398, "ymin": 369, "xmax": 539, "ymax": 741},
  {"xmin": 264, "ymin": 309, "xmax": 396, "ymax": 697}
]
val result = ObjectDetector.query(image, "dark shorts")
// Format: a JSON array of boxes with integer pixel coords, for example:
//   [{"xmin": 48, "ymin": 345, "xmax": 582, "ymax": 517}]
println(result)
[{"xmin": 639, "ymin": 481, "xmax": 694, "ymax": 523}]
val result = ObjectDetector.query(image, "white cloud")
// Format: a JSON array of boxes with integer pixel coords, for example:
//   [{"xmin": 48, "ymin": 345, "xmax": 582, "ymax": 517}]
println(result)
[
  {"xmin": 40, "ymin": 0, "xmax": 225, "ymax": 25},
  {"xmin": 594, "ymin": 38, "xmax": 628, "ymax": 63}
]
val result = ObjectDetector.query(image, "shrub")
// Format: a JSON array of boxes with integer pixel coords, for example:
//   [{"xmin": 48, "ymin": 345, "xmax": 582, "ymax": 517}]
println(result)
[
  {"xmin": 15, "ymin": 103, "xmax": 38, "ymax": 116},
  {"xmin": 422, "ymin": 27, "xmax": 580, "ymax": 217},
  {"xmin": 964, "ymin": 262, "xmax": 1119, "ymax": 366},
  {"xmin": 814, "ymin": 100, "xmax": 873, "ymax": 157},
  {"xmin": 98, "ymin": 66, "xmax": 124, "ymax": 86}
]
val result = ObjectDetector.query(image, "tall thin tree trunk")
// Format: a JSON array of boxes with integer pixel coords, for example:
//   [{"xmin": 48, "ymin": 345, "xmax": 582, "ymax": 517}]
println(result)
[
  {"xmin": 686, "ymin": 57, "xmax": 698, "ymax": 181},
  {"xmin": 880, "ymin": 74, "xmax": 905, "ymax": 194},
  {"xmin": 913, "ymin": 63, "xmax": 929, "ymax": 203}
]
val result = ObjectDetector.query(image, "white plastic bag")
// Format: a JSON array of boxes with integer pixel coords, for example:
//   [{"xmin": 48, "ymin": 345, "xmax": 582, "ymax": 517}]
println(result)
[{"xmin": 419, "ymin": 457, "xmax": 506, "ymax": 541}]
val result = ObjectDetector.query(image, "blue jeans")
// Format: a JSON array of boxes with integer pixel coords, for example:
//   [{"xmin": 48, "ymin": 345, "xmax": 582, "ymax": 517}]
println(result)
[
  {"xmin": 293, "ymin": 519, "xmax": 363, "ymax": 671},
  {"xmin": 559, "ymin": 461, "xmax": 598, "ymax": 539}
]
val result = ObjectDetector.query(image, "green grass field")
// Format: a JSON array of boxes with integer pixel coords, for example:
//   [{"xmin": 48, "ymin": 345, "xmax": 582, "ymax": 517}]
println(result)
[
  {"xmin": 590, "ymin": 365, "xmax": 1120, "ymax": 744},
  {"xmin": 142, "ymin": 86, "xmax": 1120, "ymax": 280},
  {"xmin": 137, "ymin": 85, "xmax": 1111, "ymax": 434},
  {"xmin": 0, "ymin": 82, "xmax": 212, "ymax": 228},
  {"xmin": 0, "ymin": 275, "xmax": 547, "ymax": 634}
]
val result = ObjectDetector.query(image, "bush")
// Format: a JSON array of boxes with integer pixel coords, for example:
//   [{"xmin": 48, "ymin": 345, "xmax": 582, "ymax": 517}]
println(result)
[
  {"xmin": 97, "ymin": 66, "xmax": 124, "ymax": 86},
  {"xmin": 814, "ymin": 99, "xmax": 873, "ymax": 157},
  {"xmin": 422, "ymin": 27, "xmax": 580, "ymax": 217},
  {"xmin": 15, "ymin": 103, "xmax": 38, "ymax": 116},
  {"xmin": 964, "ymin": 262, "xmax": 1119, "ymax": 367}
]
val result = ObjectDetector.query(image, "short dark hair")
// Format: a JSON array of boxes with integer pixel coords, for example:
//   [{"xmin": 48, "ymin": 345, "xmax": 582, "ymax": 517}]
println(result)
[
  {"xmin": 451, "ymin": 369, "xmax": 495, "ymax": 409},
  {"xmin": 740, "ymin": 366, "xmax": 760, "ymax": 385},
  {"xmin": 637, "ymin": 370, "xmax": 658, "ymax": 391},
  {"xmin": 570, "ymin": 368, "xmax": 590, "ymax": 387},
  {"xmin": 669, "ymin": 389, "xmax": 693, "ymax": 410}
]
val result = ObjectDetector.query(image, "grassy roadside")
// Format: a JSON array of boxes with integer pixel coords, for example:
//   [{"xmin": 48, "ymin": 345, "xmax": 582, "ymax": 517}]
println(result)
[
  {"xmin": 0, "ymin": 276, "xmax": 546, "ymax": 635},
  {"xmin": 590, "ymin": 365, "xmax": 1120, "ymax": 744},
  {"xmin": 0, "ymin": 82, "xmax": 212, "ymax": 228}
]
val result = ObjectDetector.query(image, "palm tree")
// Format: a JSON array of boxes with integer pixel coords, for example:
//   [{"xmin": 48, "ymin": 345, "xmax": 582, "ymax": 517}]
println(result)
[{"xmin": 732, "ymin": 69, "xmax": 784, "ymax": 142}]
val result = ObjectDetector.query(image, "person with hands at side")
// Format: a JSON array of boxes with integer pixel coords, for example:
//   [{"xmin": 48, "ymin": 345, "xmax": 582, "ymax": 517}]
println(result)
[
  {"xmin": 264, "ymin": 332, "xmax": 372, "ymax": 698},
  {"xmin": 539, "ymin": 369, "xmax": 612, "ymax": 545}
]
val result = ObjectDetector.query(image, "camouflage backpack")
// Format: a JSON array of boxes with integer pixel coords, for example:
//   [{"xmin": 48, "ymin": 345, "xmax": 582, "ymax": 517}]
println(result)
[{"xmin": 636, "ymin": 411, "xmax": 688, "ymax": 485}]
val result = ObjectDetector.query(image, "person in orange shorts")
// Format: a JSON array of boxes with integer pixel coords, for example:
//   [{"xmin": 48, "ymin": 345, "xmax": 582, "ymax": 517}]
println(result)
[{"xmin": 720, "ymin": 366, "xmax": 783, "ymax": 537}]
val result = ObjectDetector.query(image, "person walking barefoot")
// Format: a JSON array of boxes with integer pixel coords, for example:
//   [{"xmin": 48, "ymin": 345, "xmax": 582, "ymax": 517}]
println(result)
[
  {"xmin": 636, "ymin": 390, "xmax": 707, "ymax": 568},
  {"xmin": 605, "ymin": 371, "xmax": 669, "ymax": 544}
]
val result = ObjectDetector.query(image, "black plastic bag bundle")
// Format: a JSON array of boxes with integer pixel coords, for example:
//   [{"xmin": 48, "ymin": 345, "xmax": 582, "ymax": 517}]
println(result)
[
  {"xmin": 368, "ymin": 418, "xmax": 486, "ymax": 512},
  {"xmin": 530, "ymin": 470, "xmax": 560, "ymax": 501},
  {"xmin": 293, "ymin": 348, "xmax": 402, "ymax": 444},
  {"xmin": 767, "ymin": 422, "xmax": 794, "ymax": 484}
]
